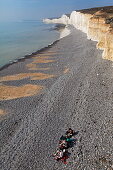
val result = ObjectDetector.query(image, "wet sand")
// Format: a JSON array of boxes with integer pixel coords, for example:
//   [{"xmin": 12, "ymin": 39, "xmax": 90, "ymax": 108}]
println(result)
[
  {"xmin": 0, "ymin": 28, "xmax": 113, "ymax": 170},
  {"xmin": 0, "ymin": 109, "xmax": 6, "ymax": 115}
]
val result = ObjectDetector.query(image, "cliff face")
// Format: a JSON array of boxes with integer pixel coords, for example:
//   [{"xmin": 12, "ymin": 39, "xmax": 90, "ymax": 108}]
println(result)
[
  {"xmin": 69, "ymin": 11, "xmax": 92, "ymax": 33},
  {"xmin": 87, "ymin": 9, "xmax": 113, "ymax": 60},
  {"xmin": 44, "ymin": 6, "xmax": 113, "ymax": 61}
]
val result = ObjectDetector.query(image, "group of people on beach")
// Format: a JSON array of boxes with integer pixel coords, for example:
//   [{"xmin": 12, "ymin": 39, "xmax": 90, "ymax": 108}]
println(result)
[{"xmin": 52, "ymin": 128, "xmax": 76, "ymax": 164}]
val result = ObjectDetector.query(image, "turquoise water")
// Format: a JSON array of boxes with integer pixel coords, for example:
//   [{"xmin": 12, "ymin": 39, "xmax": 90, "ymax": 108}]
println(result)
[{"xmin": 0, "ymin": 21, "xmax": 59, "ymax": 68}]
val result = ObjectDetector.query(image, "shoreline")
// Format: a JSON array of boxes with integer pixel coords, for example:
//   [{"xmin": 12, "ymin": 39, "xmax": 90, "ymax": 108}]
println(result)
[
  {"xmin": 0, "ymin": 22, "xmax": 70, "ymax": 72},
  {"xmin": 0, "ymin": 40, "xmax": 59, "ymax": 72}
]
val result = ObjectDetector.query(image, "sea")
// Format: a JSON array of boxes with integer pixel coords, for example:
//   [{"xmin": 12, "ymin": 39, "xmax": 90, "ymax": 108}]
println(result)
[{"xmin": 0, "ymin": 20, "xmax": 60, "ymax": 68}]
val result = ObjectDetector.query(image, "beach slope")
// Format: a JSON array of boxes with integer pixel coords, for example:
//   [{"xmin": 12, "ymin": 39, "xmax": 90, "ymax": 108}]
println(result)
[{"xmin": 0, "ymin": 28, "xmax": 113, "ymax": 170}]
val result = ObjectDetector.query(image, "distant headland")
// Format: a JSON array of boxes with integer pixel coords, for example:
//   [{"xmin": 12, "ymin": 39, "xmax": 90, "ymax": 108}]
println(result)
[{"xmin": 44, "ymin": 6, "xmax": 113, "ymax": 61}]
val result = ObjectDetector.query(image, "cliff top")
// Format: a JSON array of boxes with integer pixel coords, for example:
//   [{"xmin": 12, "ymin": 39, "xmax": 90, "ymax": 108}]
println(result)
[
  {"xmin": 79, "ymin": 6, "xmax": 113, "ymax": 15},
  {"xmin": 79, "ymin": 6, "xmax": 113, "ymax": 28}
]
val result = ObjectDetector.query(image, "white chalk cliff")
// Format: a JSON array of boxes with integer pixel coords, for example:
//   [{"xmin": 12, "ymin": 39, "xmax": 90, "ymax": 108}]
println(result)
[{"xmin": 43, "ymin": 6, "xmax": 113, "ymax": 61}]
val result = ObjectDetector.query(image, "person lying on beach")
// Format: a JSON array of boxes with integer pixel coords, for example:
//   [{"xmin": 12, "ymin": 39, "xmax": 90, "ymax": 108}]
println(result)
[
  {"xmin": 52, "ymin": 129, "xmax": 76, "ymax": 163},
  {"xmin": 65, "ymin": 134, "xmax": 76, "ymax": 148},
  {"xmin": 52, "ymin": 149, "xmax": 64, "ymax": 160},
  {"xmin": 65, "ymin": 128, "xmax": 75, "ymax": 138},
  {"xmin": 53, "ymin": 149, "xmax": 69, "ymax": 164},
  {"xmin": 59, "ymin": 140, "xmax": 68, "ymax": 150}
]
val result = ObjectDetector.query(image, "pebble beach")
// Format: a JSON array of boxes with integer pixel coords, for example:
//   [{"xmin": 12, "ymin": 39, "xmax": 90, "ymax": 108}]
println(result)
[{"xmin": 0, "ymin": 28, "xmax": 113, "ymax": 170}]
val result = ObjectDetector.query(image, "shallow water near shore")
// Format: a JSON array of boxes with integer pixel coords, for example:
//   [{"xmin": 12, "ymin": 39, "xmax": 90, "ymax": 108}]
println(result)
[{"xmin": 0, "ymin": 20, "xmax": 60, "ymax": 68}]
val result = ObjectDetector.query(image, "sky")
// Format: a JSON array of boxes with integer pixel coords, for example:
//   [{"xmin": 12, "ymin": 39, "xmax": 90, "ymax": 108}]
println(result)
[{"xmin": 0, "ymin": 0, "xmax": 113, "ymax": 21}]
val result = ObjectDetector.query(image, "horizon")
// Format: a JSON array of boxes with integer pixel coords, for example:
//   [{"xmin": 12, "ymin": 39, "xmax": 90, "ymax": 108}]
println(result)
[{"xmin": 0, "ymin": 0, "xmax": 113, "ymax": 22}]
